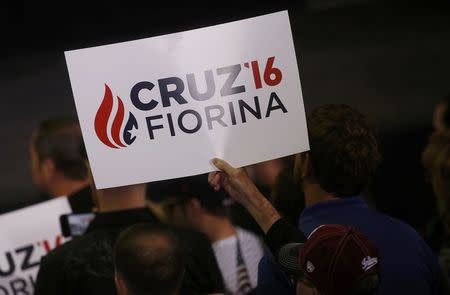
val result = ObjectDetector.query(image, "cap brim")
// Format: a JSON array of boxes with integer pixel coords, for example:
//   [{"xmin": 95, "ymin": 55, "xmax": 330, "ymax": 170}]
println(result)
[{"xmin": 277, "ymin": 243, "xmax": 305, "ymax": 278}]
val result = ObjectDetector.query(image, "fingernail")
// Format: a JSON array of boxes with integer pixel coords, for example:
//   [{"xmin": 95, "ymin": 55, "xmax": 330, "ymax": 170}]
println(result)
[{"xmin": 212, "ymin": 158, "xmax": 218, "ymax": 165}]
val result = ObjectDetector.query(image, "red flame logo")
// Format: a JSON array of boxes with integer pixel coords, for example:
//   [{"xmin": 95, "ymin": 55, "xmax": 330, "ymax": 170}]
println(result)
[{"xmin": 95, "ymin": 84, "xmax": 133, "ymax": 149}]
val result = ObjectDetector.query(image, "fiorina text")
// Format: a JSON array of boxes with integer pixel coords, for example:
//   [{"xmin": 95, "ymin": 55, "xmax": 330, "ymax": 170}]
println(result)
[{"xmin": 128, "ymin": 57, "xmax": 288, "ymax": 139}]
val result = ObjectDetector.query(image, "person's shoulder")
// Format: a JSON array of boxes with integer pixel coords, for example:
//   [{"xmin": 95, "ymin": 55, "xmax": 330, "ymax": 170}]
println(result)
[
  {"xmin": 37, "ymin": 229, "xmax": 117, "ymax": 294},
  {"xmin": 373, "ymin": 210, "xmax": 424, "ymax": 239},
  {"xmin": 370, "ymin": 210, "xmax": 439, "ymax": 260},
  {"xmin": 43, "ymin": 229, "xmax": 113, "ymax": 264},
  {"xmin": 44, "ymin": 235, "xmax": 85, "ymax": 261},
  {"xmin": 38, "ymin": 233, "xmax": 94, "ymax": 280}
]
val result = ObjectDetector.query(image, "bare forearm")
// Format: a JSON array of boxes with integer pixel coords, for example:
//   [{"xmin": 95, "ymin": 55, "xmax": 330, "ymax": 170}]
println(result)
[
  {"xmin": 240, "ymin": 188, "xmax": 281, "ymax": 234},
  {"xmin": 208, "ymin": 158, "xmax": 282, "ymax": 233}
]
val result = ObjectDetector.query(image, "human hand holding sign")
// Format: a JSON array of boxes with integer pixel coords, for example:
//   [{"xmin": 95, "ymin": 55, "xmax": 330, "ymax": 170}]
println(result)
[
  {"xmin": 209, "ymin": 158, "xmax": 281, "ymax": 233},
  {"xmin": 208, "ymin": 159, "xmax": 259, "ymax": 205}
]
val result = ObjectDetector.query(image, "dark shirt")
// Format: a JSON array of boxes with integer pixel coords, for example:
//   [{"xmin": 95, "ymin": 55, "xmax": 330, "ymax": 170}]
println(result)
[
  {"xmin": 67, "ymin": 186, "xmax": 94, "ymax": 213},
  {"xmin": 258, "ymin": 197, "xmax": 447, "ymax": 295},
  {"xmin": 34, "ymin": 207, "xmax": 224, "ymax": 295},
  {"xmin": 255, "ymin": 219, "xmax": 303, "ymax": 295},
  {"xmin": 264, "ymin": 218, "xmax": 305, "ymax": 254}
]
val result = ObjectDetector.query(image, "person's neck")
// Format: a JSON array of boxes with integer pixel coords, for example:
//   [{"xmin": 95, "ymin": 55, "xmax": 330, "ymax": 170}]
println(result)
[
  {"xmin": 48, "ymin": 176, "xmax": 89, "ymax": 198},
  {"xmin": 303, "ymin": 181, "xmax": 337, "ymax": 207},
  {"xmin": 96, "ymin": 185, "xmax": 147, "ymax": 213},
  {"xmin": 201, "ymin": 215, "xmax": 237, "ymax": 243}
]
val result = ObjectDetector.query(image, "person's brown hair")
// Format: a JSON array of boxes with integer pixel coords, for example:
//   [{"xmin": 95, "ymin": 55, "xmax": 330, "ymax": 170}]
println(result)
[
  {"xmin": 422, "ymin": 131, "xmax": 450, "ymax": 233},
  {"xmin": 305, "ymin": 105, "xmax": 381, "ymax": 197},
  {"xmin": 114, "ymin": 223, "xmax": 185, "ymax": 295},
  {"xmin": 32, "ymin": 117, "xmax": 88, "ymax": 180}
]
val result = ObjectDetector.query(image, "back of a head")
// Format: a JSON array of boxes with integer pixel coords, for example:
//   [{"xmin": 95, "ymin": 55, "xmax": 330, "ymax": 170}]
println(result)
[
  {"xmin": 186, "ymin": 174, "xmax": 231, "ymax": 217},
  {"xmin": 307, "ymin": 105, "xmax": 381, "ymax": 197},
  {"xmin": 32, "ymin": 116, "xmax": 87, "ymax": 180},
  {"xmin": 278, "ymin": 224, "xmax": 380, "ymax": 295},
  {"xmin": 150, "ymin": 174, "xmax": 231, "ymax": 217},
  {"xmin": 114, "ymin": 224, "xmax": 185, "ymax": 295}
]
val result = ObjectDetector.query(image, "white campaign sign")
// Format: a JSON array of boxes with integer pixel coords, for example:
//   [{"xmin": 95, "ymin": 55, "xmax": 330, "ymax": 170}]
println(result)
[
  {"xmin": 0, "ymin": 198, "xmax": 71, "ymax": 294},
  {"xmin": 65, "ymin": 10, "xmax": 309, "ymax": 189}
]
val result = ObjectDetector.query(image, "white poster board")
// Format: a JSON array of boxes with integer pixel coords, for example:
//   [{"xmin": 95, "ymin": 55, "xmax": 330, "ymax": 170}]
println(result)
[
  {"xmin": 65, "ymin": 10, "xmax": 309, "ymax": 189},
  {"xmin": 0, "ymin": 198, "xmax": 72, "ymax": 294}
]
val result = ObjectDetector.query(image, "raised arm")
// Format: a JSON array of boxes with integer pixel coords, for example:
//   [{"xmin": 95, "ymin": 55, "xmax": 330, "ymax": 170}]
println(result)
[{"xmin": 208, "ymin": 158, "xmax": 281, "ymax": 233}]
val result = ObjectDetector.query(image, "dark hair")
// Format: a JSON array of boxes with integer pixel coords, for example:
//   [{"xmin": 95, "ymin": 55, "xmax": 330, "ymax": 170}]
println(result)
[
  {"xmin": 148, "ymin": 174, "xmax": 231, "ymax": 217},
  {"xmin": 32, "ymin": 117, "xmax": 88, "ymax": 180},
  {"xmin": 306, "ymin": 105, "xmax": 381, "ymax": 197},
  {"xmin": 114, "ymin": 224, "xmax": 185, "ymax": 295},
  {"xmin": 186, "ymin": 174, "xmax": 231, "ymax": 217}
]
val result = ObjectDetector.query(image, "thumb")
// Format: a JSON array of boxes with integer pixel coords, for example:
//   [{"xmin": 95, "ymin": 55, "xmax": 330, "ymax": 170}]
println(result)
[{"xmin": 212, "ymin": 158, "xmax": 236, "ymax": 176}]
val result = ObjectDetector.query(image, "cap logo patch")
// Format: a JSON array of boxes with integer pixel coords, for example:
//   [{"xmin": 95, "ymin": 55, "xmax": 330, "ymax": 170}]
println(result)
[
  {"xmin": 306, "ymin": 261, "xmax": 315, "ymax": 273},
  {"xmin": 361, "ymin": 256, "xmax": 378, "ymax": 271}
]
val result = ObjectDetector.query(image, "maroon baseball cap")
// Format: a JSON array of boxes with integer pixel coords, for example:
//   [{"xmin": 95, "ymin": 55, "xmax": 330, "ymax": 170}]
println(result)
[{"xmin": 278, "ymin": 224, "xmax": 380, "ymax": 295}]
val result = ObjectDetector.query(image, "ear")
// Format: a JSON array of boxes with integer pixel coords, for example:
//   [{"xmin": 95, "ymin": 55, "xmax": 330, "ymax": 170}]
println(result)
[
  {"xmin": 41, "ymin": 158, "xmax": 56, "ymax": 180},
  {"xmin": 301, "ymin": 152, "xmax": 314, "ymax": 179},
  {"xmin": 294, "ymin": 152, "xmax": 313, "ymax": 180},
  {"xmin": 115, "ymin": 272, "xmax": 129, "ymax": 295}
]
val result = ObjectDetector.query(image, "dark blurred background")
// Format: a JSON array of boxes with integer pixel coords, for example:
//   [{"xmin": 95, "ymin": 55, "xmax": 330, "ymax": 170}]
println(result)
[{"xmin": 1, "ymin": 0, "xmax": 449, "ymax": 230}]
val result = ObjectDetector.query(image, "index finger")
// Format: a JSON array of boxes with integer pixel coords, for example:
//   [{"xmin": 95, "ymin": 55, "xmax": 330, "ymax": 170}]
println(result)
[{"xmin": 212, "ymin": 158, "xmax": 236, "ymax": 176}]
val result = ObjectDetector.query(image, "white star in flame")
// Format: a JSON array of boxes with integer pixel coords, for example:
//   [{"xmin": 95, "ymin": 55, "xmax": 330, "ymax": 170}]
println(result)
[{"xmin": 125, "ymin": 124, "xmax": 139, "ymax": 143}]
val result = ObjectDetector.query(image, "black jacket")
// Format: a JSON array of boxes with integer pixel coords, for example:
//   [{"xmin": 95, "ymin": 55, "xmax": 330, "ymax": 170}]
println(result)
[
  {"xmin": 67, "ymin": 186, "xmax": 94, "ymax": 213},
  {"xmin": 34, "ymin": 208, "xmax": 224, "ymax": 295}
]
